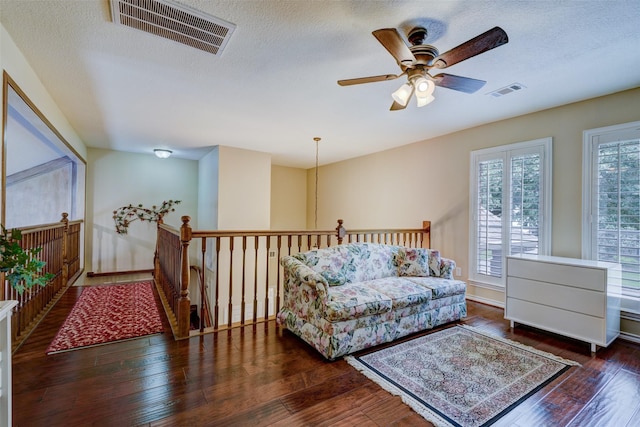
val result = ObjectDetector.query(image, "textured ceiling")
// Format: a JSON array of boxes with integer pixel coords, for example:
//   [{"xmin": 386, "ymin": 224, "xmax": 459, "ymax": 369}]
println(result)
[{"xmin": 1, "ymin": 0, "xmax": 639, "ymax": 168}]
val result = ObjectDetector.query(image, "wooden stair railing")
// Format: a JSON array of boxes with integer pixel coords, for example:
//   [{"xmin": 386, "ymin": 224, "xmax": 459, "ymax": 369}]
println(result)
[
  {"xmin": 155, "ymin": 218, "xmax": 431, "ymax": 339},
  {"xmin": 2, "ymin": 213, "xmax": 84, "ymax": 352},
  {"xmin": 191, "ymin": 265, "xmax": 213, "ymax": 329}
]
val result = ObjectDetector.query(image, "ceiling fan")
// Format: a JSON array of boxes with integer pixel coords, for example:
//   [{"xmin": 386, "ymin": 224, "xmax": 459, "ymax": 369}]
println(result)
[{"xmin": 338, "ymin": 26, "xmax": 509, "ymax": 110}]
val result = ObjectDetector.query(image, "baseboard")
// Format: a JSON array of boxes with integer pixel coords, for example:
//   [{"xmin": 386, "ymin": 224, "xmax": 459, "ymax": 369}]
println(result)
[
  {"xmin": 465, "ymin": 294, "xmax": 505, "ymax": 309},
  {"xmin": 619, "ymin": 331, "xmax": 640, "ymax": 344},
  {"xmin": 87, "ymin": 269, "xmax": 153, "ymax": 277}
]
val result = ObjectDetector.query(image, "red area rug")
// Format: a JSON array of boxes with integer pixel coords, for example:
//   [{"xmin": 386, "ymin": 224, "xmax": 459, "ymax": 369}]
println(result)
[{"xmin": 46, "ymin": 281, "xmax": 164, "ymax": 354}]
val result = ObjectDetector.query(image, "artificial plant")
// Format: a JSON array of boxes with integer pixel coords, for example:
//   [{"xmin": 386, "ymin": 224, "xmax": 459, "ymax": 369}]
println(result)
[
  {"xmin": 113, "ymin": 199, "xmax": 181, "ymax": 234},
  {"xmin": 0, "ymin": 225, "xmax": 54, "ymax": 295}
]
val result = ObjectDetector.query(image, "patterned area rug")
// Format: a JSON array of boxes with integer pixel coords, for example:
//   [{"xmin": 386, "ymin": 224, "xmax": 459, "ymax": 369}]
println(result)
[
  {"xmin": 46, "ymin": 281, "xmax": 164, "ymax": 354},
  {"xmin": 346, "ymin": 325, "xmax": 579, "ymax": 427}
]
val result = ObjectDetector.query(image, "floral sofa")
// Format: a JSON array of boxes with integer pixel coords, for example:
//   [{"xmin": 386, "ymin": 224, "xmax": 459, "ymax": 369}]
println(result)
[{"xmin": 276, "ymin": 243, "xmax": 466, "ymax": 359}]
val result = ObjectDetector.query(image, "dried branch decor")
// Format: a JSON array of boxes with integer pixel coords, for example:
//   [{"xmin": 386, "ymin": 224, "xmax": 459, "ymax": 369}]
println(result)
[{"xmin": 113, "ymin": 200, "xmax": 181, "ymax": 234}]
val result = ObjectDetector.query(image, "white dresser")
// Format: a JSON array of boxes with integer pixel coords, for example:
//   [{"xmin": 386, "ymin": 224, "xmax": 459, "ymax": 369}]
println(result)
[
  {"xmin": 505, "ymin": 254, "xmax": 621, "ymax": 352},
  {"xmin": 1, "ymin": 300, "xmax": 18, "ymax": 427}
]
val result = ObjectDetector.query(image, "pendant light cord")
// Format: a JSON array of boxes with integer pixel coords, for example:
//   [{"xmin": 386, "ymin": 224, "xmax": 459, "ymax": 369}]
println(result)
[{"xmin": 314, "ymin": 137, "xmax": 321, "ymax": 229}]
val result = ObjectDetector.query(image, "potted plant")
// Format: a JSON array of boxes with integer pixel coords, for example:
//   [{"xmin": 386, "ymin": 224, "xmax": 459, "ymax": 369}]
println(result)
[{"xmin": 0, "ymin": 225, "xmax": 54, "ymax": 294}]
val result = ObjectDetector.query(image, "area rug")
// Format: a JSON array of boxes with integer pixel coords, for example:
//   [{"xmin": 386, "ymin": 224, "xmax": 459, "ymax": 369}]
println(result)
[
  {"xmin": 345, "ymin": 325, "xmax": 579, "ymax": 427},
  {"xmin": 46, "ymin": 281, "xmax": 164, "ymax": 354}
]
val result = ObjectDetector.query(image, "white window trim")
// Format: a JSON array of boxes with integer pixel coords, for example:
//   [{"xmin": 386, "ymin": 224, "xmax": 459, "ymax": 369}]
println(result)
[
  {"xmin": 582, "ymin": 120, "xmax": 640, "ymax": 315},
  {"xmin": 581, "ymin": 120, "xmax": 640, "ymax": 258},
  {"xmin": 469, "ymin": 137, "xmax": 553, "ymax": 288}
]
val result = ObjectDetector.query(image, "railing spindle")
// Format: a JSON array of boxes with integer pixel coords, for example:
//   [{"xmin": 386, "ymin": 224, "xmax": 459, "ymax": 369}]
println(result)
[{"xmin": 227, "ymin": 236, "xmax": 234, "ymax": 329}]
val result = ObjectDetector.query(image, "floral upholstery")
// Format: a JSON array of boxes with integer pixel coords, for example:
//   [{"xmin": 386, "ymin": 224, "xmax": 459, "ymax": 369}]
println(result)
[
  {"xmin": 324, "ymin": 281, "xmax": 393, "ymax": 322},
  {"xmin": 277, "ymin": 243, "xmax": 466, "ymax": 359},
  {"xmin": 397, "ymin": 247, "xmax": 429, "ymax": 277}
]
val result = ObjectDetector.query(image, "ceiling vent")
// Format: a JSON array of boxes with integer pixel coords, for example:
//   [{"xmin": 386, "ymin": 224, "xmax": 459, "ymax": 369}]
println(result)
[
  {"xmin": 109, "ymin": 0, "xmax": 236, "ymax": 56},
  {"xmin": 488, "ymin": 83, "xmax": 526, "ymax": 98}
]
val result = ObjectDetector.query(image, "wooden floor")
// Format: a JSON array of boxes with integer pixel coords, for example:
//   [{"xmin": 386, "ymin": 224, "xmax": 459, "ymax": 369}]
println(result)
[{"xmin": 11, "ymin": 277, "xmax": 640, "ymax": 427}]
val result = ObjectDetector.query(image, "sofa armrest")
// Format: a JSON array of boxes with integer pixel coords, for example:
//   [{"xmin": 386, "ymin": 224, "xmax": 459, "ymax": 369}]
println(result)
[
  {"xmin": 280, "ymin": 256, "xmax": 329, "ymax": 300},
  {"xmin": 439, "ymin": 257, "xmax": 456, "ymax": 279}
]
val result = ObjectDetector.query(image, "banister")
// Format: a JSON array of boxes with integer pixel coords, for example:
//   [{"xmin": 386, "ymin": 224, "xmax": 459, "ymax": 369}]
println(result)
[
  {"xmin": 154, "ymin": 218, "xmax": 431, "ymax": 339},
  {"xmin": 178, "ymin": 216, "xmax": 192, "ymax": 338},
  {"xmin": 6, "ymin": 212, "xmax": 84, "ymax": 351}
]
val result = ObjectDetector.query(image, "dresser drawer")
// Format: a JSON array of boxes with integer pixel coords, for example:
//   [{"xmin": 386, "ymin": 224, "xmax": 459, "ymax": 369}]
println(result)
[
  {"xmin": 507, "ymin": 276, "xmax": 605, "ymax": 317},
  {"xmin": 505, "ymin": 298, "xmax": 607, "ymax": 346},
  {"xmin": 507, "ymin": 257, "xmax": 606, "ymax": 292}
]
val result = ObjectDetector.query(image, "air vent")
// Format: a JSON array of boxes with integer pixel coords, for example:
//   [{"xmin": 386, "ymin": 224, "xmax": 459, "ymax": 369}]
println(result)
[
  {"xmin": 109, "ymin": 0, "xmax": 236, "ymax": 56},
  {"xmin": 488, "ymin": 83, "xmax": 526, "ymax": 98}
]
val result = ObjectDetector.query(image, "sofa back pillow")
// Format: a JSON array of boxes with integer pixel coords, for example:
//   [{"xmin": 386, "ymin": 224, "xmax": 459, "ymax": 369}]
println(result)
[
  {"xmin": 349, "ymin": 243, "xmax": 400, "ymax": 282},
  {"xmin": 396, "ymin": 248, "xmax": 443, "ymax": 277},
  {"xmin": 293, "ymin": 245, "xmax": 354, "ymax": 286},
  {"xmin": 397, "ymin": 247, "xmax": 429, "ymax": 277},
  {"xmin": 427, "ymin": 249, "xmax": 442, "ymax": 277}
]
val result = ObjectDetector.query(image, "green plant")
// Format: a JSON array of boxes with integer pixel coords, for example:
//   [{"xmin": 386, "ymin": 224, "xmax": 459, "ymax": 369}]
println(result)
[{"xmin": 0, "ymin": 225, "xmax": 54, "ymax": 294}]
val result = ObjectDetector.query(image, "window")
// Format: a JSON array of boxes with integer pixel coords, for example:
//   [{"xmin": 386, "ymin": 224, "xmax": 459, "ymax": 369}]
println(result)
[
  {"xmin": 470, "ymin": 138, "xmax": 552, "ymax": 288},
  {"xmin": 583, "ymin": 121, "xmax": 640, "ymax": 314}
]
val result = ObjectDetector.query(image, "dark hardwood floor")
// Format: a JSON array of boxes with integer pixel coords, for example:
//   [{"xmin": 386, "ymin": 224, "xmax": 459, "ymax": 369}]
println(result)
[{"xmin": 11, "ymin": 281, "xmax": 640, "ymax": 426}]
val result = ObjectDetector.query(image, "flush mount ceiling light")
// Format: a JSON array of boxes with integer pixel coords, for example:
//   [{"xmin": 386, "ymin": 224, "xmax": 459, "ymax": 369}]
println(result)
[{"xmin": 154, "ymin": 149, "xmax": 172, "ymax": 159}]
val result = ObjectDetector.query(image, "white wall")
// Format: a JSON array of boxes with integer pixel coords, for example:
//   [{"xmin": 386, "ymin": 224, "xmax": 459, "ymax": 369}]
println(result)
[
  {"xmin": 197, "ymin": 147, "xmax": 219, "ymax": 230},
  {"xmin": 0, "ymin": 24, "xmax": 87, "ymax": 218},
  {"xmin": 86, "ymin": 148, "xmax": 198, "ymax": 273},
  {"xmin": 0, "ymin": 25, "xmax": 86, "ymax": 160}
]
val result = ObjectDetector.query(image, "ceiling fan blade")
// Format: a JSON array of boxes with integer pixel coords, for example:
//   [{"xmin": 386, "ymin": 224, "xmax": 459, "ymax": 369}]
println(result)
[
  {"xmin": 337, "ymin": 74, "xmax": 401, "ymax": 86},
  {"xmin": 390, "ymin": 100, "xmax": 408, "ymax": 111},
  {"xmin": 432, "ymin": 73, "xmax": 486, "ymax": 93},
  {"xmin": 372, "ymin": 28, "xmax": 416, "ymax": 66},
  {"xmin": 432, "ymin": 27, "xmax": 508, "ymax": 69}
]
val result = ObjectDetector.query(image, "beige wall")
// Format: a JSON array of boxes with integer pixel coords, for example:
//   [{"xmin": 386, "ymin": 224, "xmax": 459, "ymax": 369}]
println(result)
[
  {"xmin": 217, "ymin": 146, "xmax": 271, "ymax": 230},
  {"xmin": 86, "ymin": 148, "xmax": 198, "ymax": 273},
  {"xmin": 271, "ymin": 165, "xmax": 306, "ymax": 230},
  {"xmin": 315, "ymin": 87, "xmax": 640, "ymax": 307}
]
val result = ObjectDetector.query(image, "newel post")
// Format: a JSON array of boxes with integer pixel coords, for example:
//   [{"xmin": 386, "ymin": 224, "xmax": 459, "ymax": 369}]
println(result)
[
  {"xmin": 422, "ymin": 220, "xmax": 431, "ymax": 248},
  {"xmin": 178, "ymin": 216, "xmax": 192, "ymax": 338},
  {"xmin": 336, "ymin": 219, "xmax": 346, "ymax": 245},
  {"xmin": 60, "ymin": 212, "xmax": 69, "ymax": 286}
]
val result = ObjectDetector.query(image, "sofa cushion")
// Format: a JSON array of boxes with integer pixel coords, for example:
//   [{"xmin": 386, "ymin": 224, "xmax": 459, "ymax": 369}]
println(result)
[
  {"xmin": 404, "ymin": 277, "xmax": 466, "ymax": 299},
  {"xmin": 324, "ymin": 282, "xmax": 392, "ymax": 321},
  {"xmin": 294, "ymin": 243, "xmax": 400, "ymax": 286},
  {"xmin": 293, "ymin": 245, "xmax": 354, "ymax": 286},
  {"xmin": 361, "ymin": 277, "xmax": 432, "ymax": 309},
  {"xmin": 397, "ymin": 247, "xmax": 429, "ymax": 277},
  {"xmin": 349, "ymin": 243, "xmax": 400, "ymax": 282}
]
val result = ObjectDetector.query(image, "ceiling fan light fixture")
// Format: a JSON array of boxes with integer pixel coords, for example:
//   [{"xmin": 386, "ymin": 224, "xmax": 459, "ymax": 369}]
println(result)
[
  {"xmin": 412, "ymin": 76, "xmax": 435, "ymax": 107},
  {"xmin": 391, "ymin": 83, "xmax": 413, "ymax": 107},
  {"xmin": 416, "ymin": 94, "xmax": 435, "ymax": 107},
  {"xmin": 414, "ymin": 77, "xmax": 435, "ymax": 97},
  {"xmin": 154, "ymin": 149, "xmax": 172, "ymax": 159}
]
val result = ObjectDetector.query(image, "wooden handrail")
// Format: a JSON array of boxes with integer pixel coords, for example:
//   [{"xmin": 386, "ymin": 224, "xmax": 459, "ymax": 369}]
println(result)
[
  {"xmin": 3, "ymin": 213, "xmax": 84, "ymax": 351},
  {"xmin": 154, "ymin": 218, "xmax": 431, "ymax": 339}
]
